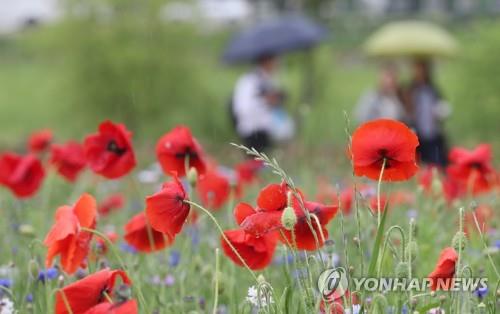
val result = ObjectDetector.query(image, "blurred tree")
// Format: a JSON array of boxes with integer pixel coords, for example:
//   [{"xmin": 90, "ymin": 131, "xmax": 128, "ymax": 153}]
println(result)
[{"xmin": 59, "ymin": 0, "xmax": 232, "ymax": 143}]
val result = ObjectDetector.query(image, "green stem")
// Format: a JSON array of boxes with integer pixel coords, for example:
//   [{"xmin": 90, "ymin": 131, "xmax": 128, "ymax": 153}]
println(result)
[
  {"xmin": 184, "ymin": 200, "xmax": 257, "ymax": 281},
  {"xmin": 376, "ymin": 158, "xmax": 387, "ymax": 227},
  {"xmin": 212, "ymin": 248, "xmax": 220, "ymax": 314}
]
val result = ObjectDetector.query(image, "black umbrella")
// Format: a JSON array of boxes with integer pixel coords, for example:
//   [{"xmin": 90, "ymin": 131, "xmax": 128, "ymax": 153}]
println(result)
[{"xmin": 222, "ymin": 14, "xmax": 328, "ymax": 63}]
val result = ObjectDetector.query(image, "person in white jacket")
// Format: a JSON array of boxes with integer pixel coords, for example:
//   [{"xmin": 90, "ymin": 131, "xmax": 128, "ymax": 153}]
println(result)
[{"xmin": 231, "ymin": 55, "xmax": 295, "ymax": 152}]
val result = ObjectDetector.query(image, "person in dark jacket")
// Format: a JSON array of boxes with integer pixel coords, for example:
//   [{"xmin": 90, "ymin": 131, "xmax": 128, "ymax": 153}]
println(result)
[{"xmin": 405, "ymin": 58, "xmax": 451, "ymax": 166}]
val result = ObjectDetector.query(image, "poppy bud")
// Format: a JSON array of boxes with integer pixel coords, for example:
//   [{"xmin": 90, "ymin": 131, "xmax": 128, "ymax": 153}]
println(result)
[
  {"xmin": 257, "ymin": 274, "xmax": 266, "ymax": 285},
  {"xmin": 395, "ymin": 262, "xmax": 409, "ymax": 278},
  {"xmin": 281, "ymin": 206, "xmax": 297, "ymax": 231},
  {"xmin": 353, "ymin": 237, "xmax": 360, "ymax": 247},
  {"xmin": 18, "ymin": 224, "xmax": 35, "ymax": 237},
  {"xmin": 187, "ymin": 167, "xmax": 198, "ymax": 187},
  {"xmin": 407, "ymin": 241, "xmax": 418, "ymax": 262},
  {"xmin": 452, "ymin": 231, "xmax": 467, "ymax": 251}
]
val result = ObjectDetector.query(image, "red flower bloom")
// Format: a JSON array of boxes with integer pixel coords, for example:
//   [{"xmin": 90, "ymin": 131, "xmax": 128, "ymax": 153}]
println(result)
[
  {"xmin": 84, "ymin": 121, "xmax": 136, "ymax": 179},
  {"xmin": 447, "ymin": 144, "xmax": 496, "ymax": 195},
  {"xmin": 0, "ymin": 153, "xmax": 45, "ymax": 198},
  {"xmin": 221, "ymin": 202, "xmax": 278, "ymax": 270},
  {"xmin": 44, "ymin": 194, "xmax": 97, "ymax": 274},
  {"xmin": 28, "ymin": 129, "xmax": 53, "ymax": 153},
  {"xmin": 84, "ymin": 300, "xmax": 138, "ymax": 314},
  {"xmin": 50, "ymin": 141, "xmax": 87, "ymax": 182},
  {"xmin": 196, "ymin": 169, "xmax": 231, "ymax": 210},
  {"xmin": 221, "ymin": 229, "xmax": 278, "ymax": 270},
  {"xmin": 280, "ymin": 201, "xmax": 339, "ymax": 251},
  {"xmin": 145, "ymin": 174, "xmax": 190, "ymax": 238},
  {"xmin": 464, "ymin": 205, "xmax": 493, "ymax": 235},
  {"xmin": 240, "ymin": 182, "xmax": 338, "ymax": 251},
  {"xmin": 124, "ymin": 212, "xmax": 172, "ymax": 252},
  {"xmin": 351, "ymin": 119, "xmax": 419, "ymax": 182},
  {"xmin": 235, "ymin": 159, "xmax": 263, "ymax": 184},
  {"xmin": 428, "ymin": 247, "xmax": 458, "ymax": 291},
  {"xmin": 98, "ymin": 194, "xmax": 125, "ymax": 216},
  {"xmin": 55, "ymin": 268, "xmax": 135, "ymax": 314},
  {"xmin": 156, "ymin": 126, "xmax": 206, "ymax": 177}
]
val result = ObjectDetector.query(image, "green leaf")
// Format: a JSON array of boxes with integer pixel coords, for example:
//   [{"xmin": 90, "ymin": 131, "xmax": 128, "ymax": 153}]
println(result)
[{"xmin": 367, "ymin": 206, "xmax": 389, "ymax": 278}]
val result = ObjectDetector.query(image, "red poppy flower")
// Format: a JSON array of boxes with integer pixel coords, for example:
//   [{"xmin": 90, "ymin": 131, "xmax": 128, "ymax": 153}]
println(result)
[
  {"xmin": 84, "ymin": 120, "xmax": 136, "ymax": 179},
  {"xmin": 239, "ymin": 183, "xmax": 338, "ymax": 251},
  {"xmin": 84, "ymin": 300, "xmax": 138, "ymax": 314},
  {"xmin": 145, "ymin": 174, "xmax": 190, "ymax": 238},
  {"xmin": 44, "ymin": 194, "xmax": 97, "ymax": 274},
  {"xmin": 464, "ymin": 205, "xmax": 493, "ymax": 235},
  {"xmin": 221, "ymin": 229, "xmax": 278, "ymax": 270},
  {"xmin": 447, "ymin": 144, "xmax": 496, "ymax": 195},
  {"xmin": 0, "ymin": 153, "xmax": 45, "ymax": 198},
  {"xmin": 428, "ymin": 247, "xmax": 458, "ymax": 291},
  {"xmin": 351, "ymin": 119, "xmax": 419, "ymax": 182},
  {"xmin": 50, "ymin": 141, "xmax": 87, "ymax": 182},
  {"xmin": 235, "ymin": 159, "xmax": 263, "ymax": 184},
  {"xmin": 156, "ymin": 126, "xmax": 206, "ymax": 177},
  {"xmin": 124, "ymin": 212, "xmax": 173, "ymax": 252},
  {"xmin": 316, "ymin": 179, "xmax": 353, "ymax": 215},
  {"xmin": 280, "ymin": 201, "xmax": 339, "ymax": 251},
  {"xmin": 196, "ymin": 169, "xmax": 231, "ymax": 210},
  {"xmin": 98, "ymin": 194, "xmax": 125, "ymax": 216},
  {"xmin": 28, "ymin": 129, "xmax": 53, "ymax": 153},
  {"xmin": 55, "ymin": 268, "xmax": 134, "ymax": 314}
]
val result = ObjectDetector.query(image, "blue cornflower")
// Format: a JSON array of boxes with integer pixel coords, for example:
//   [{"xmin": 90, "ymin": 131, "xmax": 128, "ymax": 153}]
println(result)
[
  {"xmin": 169, "ymin": 250, "xmax": 181, "ymax": 268},
  {"xmin": 119, "ymin": 243, "xmax": 138, "ymax": 254},
  {"xmin": 0, "ymin": 278, "xmax": 12, "ymax": 288},
  {"xmin": 38, "ymin": 267, "xmax": 58, "ymax": 283},
  {"xmin": 474, "ymin": 285, "xmax": 488, "ymax": 299},
  {"xmin": 26, "ymin": 294, "xmax": 34, "ymax": 303}
]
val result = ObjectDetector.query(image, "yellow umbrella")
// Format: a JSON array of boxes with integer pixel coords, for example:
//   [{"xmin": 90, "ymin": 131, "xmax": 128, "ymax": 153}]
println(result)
[{"xmin": 364, "ymin": 20, "xmax": 458, "ymax": 58}]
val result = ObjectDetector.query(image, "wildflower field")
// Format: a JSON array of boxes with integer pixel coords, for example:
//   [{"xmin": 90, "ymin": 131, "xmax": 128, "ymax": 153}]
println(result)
[{"xmin": 0, "ymin": 118, "xmax": 498, "ymax": 314}]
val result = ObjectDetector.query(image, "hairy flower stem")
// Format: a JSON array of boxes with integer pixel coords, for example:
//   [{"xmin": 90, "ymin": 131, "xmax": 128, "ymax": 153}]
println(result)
[
  {"xmin": 184, "ymin": 200, "xmax": 258, "ymax": 281},
  {"xmin": 378, "ymin": 225, "xmax": 406, "ymax": 277},
  {"xmin": 472, "ymin": 212, "xmax": 500, "ymax": 279},
  {"xmin": 212, "ymin": 248, "xmax": 220, "ymax": 314},
  {"xmin": 354, "ymin": 184, "xmax": 365, "ymax": 276},
  {"xmin": 376, "ymin": 158, "xmax": 387, "ymax": 227},
  {"xmin": 454, "ymin": 207, "xmax": 465, "ymax": 313},
  {"xmin": 408, "ymin": 219, "xmax": 414, "ymax": 301}
]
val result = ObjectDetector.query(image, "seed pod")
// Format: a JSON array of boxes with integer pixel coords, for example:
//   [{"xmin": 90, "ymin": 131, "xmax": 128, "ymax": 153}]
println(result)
[
  {"xmin": 187, "ymin": 167, "xmax": 198, "ymax": 187},
  {"xmin": 281, "ymin": 206, "xmax": 297, "ymax": 231},
  {"xmin": 395, "ymin": 262, "xmax": 409, "ymax": 278},
  {"xmin": 452, "ymin": 231, "xmax": 467, "ymax": 251}
]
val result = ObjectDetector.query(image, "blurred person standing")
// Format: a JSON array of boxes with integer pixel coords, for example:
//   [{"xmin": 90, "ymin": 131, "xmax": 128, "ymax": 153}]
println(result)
[
  {"xmin": 230, "ymin": 55, "xmax": 295, "ymax": 152},
  {"xmin": 405, "ymin": 58, "xmax": 451, "ymax": 166},
  {"xmin": 354, "ymin": 65, "xmax": 409, "ymax": 123}
]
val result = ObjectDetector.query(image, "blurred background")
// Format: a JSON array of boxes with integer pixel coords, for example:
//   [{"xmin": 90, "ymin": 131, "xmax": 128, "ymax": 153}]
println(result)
[{"xmin": 1, "ymin": 0, "xmax": 499, "ymax": 164}]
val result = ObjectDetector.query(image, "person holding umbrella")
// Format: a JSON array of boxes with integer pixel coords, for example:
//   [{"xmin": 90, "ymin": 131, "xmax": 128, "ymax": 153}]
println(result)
[
  {"xmin": 231, "ymin": 54, "xmax": 294, "ymax": 152},
  {"xmin": 364, "ymin": 20, "xmax": 457, "ymax": 166},
  {"xmin": 223, "ymin": 14, "xmax": 327, "ymax": 152},
  {"xmin": 405, "ymin": 58, "xmax": 451, "ymax": 166}
]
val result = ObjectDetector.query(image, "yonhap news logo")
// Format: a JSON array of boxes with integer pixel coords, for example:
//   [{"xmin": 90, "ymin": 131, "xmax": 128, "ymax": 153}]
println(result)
[
  {"xmin": 317, "ymin": 267, "xmax": 488, "ymax": 300},
  {"xmin": 317, "ymin": 267, "xmax": 349, "ymax": 301}
]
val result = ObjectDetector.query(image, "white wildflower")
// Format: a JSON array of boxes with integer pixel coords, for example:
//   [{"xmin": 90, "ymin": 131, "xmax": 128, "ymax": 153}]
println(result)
[
  {"xmin": 0, "ymin": 297, "xmax": 15, "ymax": 314},
  {"xmin": 245, "ymin": 285, "xmax": 274, "ymax": 308}
]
